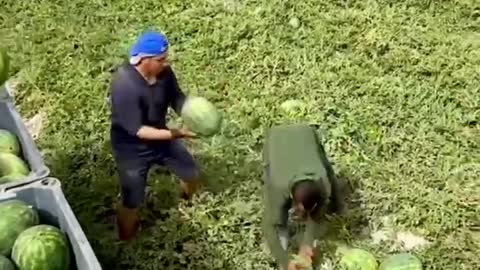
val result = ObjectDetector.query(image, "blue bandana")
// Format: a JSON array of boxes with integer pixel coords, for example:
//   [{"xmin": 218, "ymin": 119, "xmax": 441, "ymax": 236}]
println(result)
[{"xmin": 128, "ymin": 31, "xmax": 169, "ymax": 64}]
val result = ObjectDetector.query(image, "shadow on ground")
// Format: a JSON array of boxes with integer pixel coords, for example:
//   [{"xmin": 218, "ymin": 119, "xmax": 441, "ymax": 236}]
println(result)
[
  {"xmin": 336, "ymin": 170, "xmax": 372, "ymax": 239},
  {"xmin": 306, "ymin": 169, "xmax": 373, "ymax": 267},
  {"xmin": 45, "ymin": 138, "xmax": 239, "ymax": 269},
  {"xmin": 92, "ymin": 210, "xmax": 238, "ymax": 270},
  {"xmin": 44, "ymin": 134, "xmax": 369, "ymax": 269}
]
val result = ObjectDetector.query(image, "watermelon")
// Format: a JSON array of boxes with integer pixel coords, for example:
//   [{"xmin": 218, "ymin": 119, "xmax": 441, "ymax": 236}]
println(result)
[
  {"xmin": 0, "ymin": 173, "xmax": 26, "ymax": 184},
  {"xmin": 0, "ymin": 47, "xmax": 9, "ymax": 86},
  {"xmin": 181, "ymin": 96, "xmax": 222, "ymax": 136},
  {"xmin": 0, "ymin": 152, "xmax": 29, "ymax": 177},
  {"xmin": 379, "ymin": 253, "xmax": 422, "ymax": 270},
  {"xmin": 0, "ymin": 200, "xmax": 39, "ymax": 256},
  {"xmin": 337, "ymin": 247, "xmax": 378, "ymax": 270},
  {"xmin": 279, "ymin": 99, "xmax": 305, "ymax": 115},
  {"xmin": 0, "ymin": 129, "xmax": 20, "ymax": 156},
  {"xmin": 289, "ymin": 17, "xmax": 300, "ymax": 28},
  {"xmin": 11, "ymin": 225, "xmax": 70, "ymax": 270},
  {"xmin": 0, "ymin": 255, "xmax": 15, "ymax": 270}
]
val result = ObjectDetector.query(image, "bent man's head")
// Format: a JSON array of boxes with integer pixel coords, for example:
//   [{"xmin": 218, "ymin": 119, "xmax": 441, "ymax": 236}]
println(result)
[
  {"xmin": 291, "ymin": 180, "xmax": 323, "ymax": 217},
  {"xmin": 129, "ymin": 31, "xmax": 170, "ymax": 76}
]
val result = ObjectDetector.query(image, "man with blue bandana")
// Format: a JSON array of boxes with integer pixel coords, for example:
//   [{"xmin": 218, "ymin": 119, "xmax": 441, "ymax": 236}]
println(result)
[{"xmin": 109, "ymin": 31, "xmax": 201, "ymax": 241}]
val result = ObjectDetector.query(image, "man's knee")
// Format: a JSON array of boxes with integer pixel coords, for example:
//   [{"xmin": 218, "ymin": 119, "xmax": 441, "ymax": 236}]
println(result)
[
  {"xmin": 117, "ymin": 162, "xmax": 148, "ymax": 209},
  {"xmin": 121, "ymin": 186, "xmax": 145, "ymax": 209},
  {"xmin": 182, "ymin": 168, "xmax": 202, "ymax": 182},
  {"xmin": 165, "ymin": 143, "xmax": 202, "ymax": 182}
]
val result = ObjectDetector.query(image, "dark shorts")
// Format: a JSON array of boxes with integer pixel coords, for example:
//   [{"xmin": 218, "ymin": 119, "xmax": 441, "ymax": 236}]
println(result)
[{"xmin": 113, "ymin": 140, "xmax": 200, "ymax": 209}]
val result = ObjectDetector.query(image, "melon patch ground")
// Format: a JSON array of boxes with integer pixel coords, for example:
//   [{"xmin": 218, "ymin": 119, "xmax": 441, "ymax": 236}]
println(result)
[
  {"xmin": 1, "ymin": 0, "xmax": 479, "ymax": 269},
  {"xmin": 24, "ymin": 112, "xmax": 45, "ymax": 141}
]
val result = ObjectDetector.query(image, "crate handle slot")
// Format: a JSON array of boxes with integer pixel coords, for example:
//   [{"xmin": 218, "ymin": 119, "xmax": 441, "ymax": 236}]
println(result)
[{"xmin": 40, "ymin": 178, "xmax": 56, "ymax": 186}]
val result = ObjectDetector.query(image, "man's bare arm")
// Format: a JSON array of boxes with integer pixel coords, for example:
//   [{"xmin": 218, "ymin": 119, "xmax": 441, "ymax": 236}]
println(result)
[{"xmin": 136, "ymin": 126, "xmax": 180, "ymax": 140}]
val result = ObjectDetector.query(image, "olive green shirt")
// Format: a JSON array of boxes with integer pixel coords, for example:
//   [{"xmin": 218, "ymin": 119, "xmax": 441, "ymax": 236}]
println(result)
[{"xmin": 262, "ymin": 124, "xmax": 336, "ymax": 269}]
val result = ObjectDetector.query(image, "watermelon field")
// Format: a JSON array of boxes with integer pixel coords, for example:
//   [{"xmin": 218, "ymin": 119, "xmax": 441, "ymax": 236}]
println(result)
[{"xmin": 1, "ymin": 0, "xmax": 479, "ymax": 269}]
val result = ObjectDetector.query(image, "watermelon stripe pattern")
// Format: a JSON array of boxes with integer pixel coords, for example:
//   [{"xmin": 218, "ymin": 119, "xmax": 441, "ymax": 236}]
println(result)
[
  {"xmin": 0, "ymin": 255, "xmax": 15, "ymax": 270},
  {"xmin": 0, "ymin": 153, "xmax": 29, "ymax": 176},
  {"xmin": 379, "ymin": 253, "xmax": 423, "ymax": 270},
  {"xmin": 181, "ymin": 96, "xmax": 222, "ymax": 136},
  {"xmin": 0, "ymin": 173, "xmax": 26, "ymax": 184},
  {"xmin": 0, "ymin": 130, "xmax": 20, "ymax": 156},
  {"xmin": 338, "ymin": 248, "xmax": 378, "ymax": 270},
  {"xmin": 11, "ymin": 225, "xmax": 70, "ymax": 270},
  {"xmin": 0, "ymin": 200, "xmax": 39, "ymax": 256}
]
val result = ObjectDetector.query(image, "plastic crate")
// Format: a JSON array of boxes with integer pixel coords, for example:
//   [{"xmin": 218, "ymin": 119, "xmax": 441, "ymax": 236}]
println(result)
[
  {"xmin": 0, "ymin": 84, "xmax": 49, "ymax": 189},
  {"xmin": 0, "ymin": 178, "xmax": 102, "ymax": 270},
  {"xmin": 0, "ymin": 83, "xmax": 13, "ymax": 101}
]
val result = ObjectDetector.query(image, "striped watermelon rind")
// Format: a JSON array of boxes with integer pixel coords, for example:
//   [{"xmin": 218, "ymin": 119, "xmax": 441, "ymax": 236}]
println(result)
[
  {"xmin": 379, "ymin": 253, "xmax": 422, "ymax": 270},
  {"xmin": 0, "ymin": 129, "xmax": 20, "ymax": 156},
  {"xmin": 0, "ymin": 47, "xmax": 9, "ymax": 86},
  {"xmin": 0, "ymin": 173, "xmax": 27, "ymax": 184},
  {"xmin": 0, "ymin": 152, "xmax": 30, "ymax": 176},
  {"xmin": 338, "ymin": 247, "xmax": 378, "ymax": 270},
  {"xmin": 181, "ymin": 96, "xmax": 222, "ymax": 136},
  {"xmin": 0, "ymin": 200, "xmax": 39, "ymax": 256},
  {"xmin": 0, "ymin": 255, "xmax": 15, "ymax": 270},
  {"xmin": 11, "ymin": 224, "xmax": 71, "ymax": 270}
]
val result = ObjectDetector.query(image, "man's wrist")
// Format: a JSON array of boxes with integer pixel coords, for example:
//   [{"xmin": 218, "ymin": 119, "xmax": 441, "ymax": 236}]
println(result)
[
  {"xmin": 299, "ymin": 245, "xmax": 314, "ymax": 259},
  {"xmin": 170, "ymin": 128, "xmax": 183, "ymax": 139}
]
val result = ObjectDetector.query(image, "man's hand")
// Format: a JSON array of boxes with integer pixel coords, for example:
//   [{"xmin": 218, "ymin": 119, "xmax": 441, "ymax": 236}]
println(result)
[
  {"xmin": 288, "ymin": 248, "xmax": 314, "ymax": 270},
  {"xmin": 136, "ymin": 126, "xmax": 197, "ymax": 141},
  {"xmin": 171, "ymin": 128, "xmax": 197, "ymax": 139},
  {"xmin": 287, "ymin": 260, "xmax": 312, "ymax": 270},
  {"xmin": 288, "ymin": 261, "xmax": 298, "ymax": 270},
  {"xmin": 178, "ymin": 128, "xmax": 196, "ymax": 138},
  {"xmin": 299, "ymin": 245, "xmax": 314, "ymax": 260},
  {"xmin": 296, "ymin": 245, "xmax": 314, "ymax": 269}
]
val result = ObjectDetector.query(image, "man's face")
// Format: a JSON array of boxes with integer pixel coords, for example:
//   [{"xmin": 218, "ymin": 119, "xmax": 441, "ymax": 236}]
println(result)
[
  {"xmin": 291, "ymin": 199, "xmax": 317, "ymax": 220},
  {"xmin": 145, "ymin": 52, "xmax": 169, "ymax": 75},
  {"xmin": 290, "ymin": 201, "xmax": 307, "ymax": 220}
]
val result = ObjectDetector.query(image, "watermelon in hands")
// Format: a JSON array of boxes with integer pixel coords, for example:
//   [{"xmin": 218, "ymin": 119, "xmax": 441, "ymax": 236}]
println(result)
[{"xmin": 181, "ymin": 96, "xmax": 222, "ymax": 136}]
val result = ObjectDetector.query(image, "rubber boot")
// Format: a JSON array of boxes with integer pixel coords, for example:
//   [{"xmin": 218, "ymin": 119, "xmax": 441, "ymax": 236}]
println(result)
[
  {"xmin": 116, "ymin": 205, "xmax": 140, "ymax": 241},
  {"xmin": 179, "ymin": 179, "xmax": 201, "ymax": 200}
]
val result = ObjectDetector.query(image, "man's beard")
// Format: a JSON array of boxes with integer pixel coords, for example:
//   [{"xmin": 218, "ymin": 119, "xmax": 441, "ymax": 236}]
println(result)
[{"xmin": 289, "ymin": 207, "xmax": 308, "ymax": 222}]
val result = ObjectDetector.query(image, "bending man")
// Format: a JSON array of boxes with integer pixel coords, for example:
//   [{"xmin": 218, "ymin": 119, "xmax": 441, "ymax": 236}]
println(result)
[{"xmin": 262, "ymin": 123, "xmax": 346, "ymax": 270}]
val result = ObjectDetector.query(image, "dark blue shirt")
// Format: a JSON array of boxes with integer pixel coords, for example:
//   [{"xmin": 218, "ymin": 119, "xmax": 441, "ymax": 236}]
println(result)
[{"xmin": 109, "ymin": 62, "xmax": 186, "ymax": 159}]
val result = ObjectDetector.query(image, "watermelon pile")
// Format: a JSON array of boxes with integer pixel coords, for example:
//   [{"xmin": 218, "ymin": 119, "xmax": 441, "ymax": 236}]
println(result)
[
  {"xmin": 0, "ymin": 129, "xmax": 30, "ymax": 185},
  {"xmin": 0, "ymin": 46, "xmax": 9, "ymax": 86},
  {"xmin": 0, "ymin": 200, "xmax": 71, "ymax": 270},
  {"xmin": 181, "ymin": 96, "xmax": 222, "ymax": 137}
]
